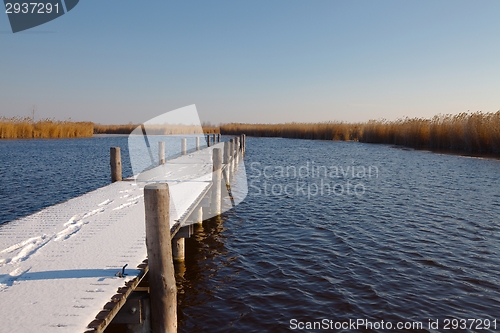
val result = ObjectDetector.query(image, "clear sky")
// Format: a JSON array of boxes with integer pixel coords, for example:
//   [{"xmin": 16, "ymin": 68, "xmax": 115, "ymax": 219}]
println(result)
[{"xmin": 1, "ymin": 0, "xmax": 499, "ymax": 125}]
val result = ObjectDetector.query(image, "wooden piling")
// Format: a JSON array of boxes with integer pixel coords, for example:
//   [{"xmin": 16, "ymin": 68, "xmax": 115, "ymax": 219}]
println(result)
[
  {"xmin": 229, "ymin": 139, "xmax": 235, "ymax": 177},
  {"xmin": 211, "ymin": 148, "xmax": 222, "ymax": 215},
  {"xmin": 181, "ymin": 138, "xmax": 187, "ymax": 155},
  {"xmin": 172, "ymin": 238, "xmax": 185, "ymax": 262},
  {"xmin": 212, "ymin": 134, "xmax": 216, "ymax": 144},
  {"xmin": 217, "ymin": 134, "xmax": 221, "ymax": 142},
  {"xmin": 223, "ymin": 141, "xmax": 230, "ymax": 164},
  {"xmin": 158, "ymin": 142, "xmax": 165, "ymax": 165},
  {"xmin": 234, "ymin": 137, "xmax": 240, "ymax": 165},
  {"xmin": 240, "ymin": 134, "xmax": 246, "ymax": 154},
  {"xmin": 223, "ymin": 141, "xmax": 230, "ymax": 185},
  {"xmin": 195, "ymin": 206, "xmax": 203, "ymax": 226},
  {"xmin": 196, "ymin": 137, "xmax": 200, "ymax": 150},
  {"xmin": 206, "ymin": 135, "xmax": 210, "ymax": 147},
  {"xmin": 144, "ymin": 183, "xmax": 177, "ymax": 333},
  {"xmin": 110, "ymin": 147, "xmax": 122, "ymax": 183}
]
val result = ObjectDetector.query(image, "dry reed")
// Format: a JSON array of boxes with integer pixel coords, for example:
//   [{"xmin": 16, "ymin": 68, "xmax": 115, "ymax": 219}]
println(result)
[
  {"xmin": 220, "ymin": 122, "xmax": 362, "ymax": 141},
  {"xmin": 94, "ymin": 123, "xmax": 220, "ymax": 135},
  {"xmin": 220, "ymin": 111, "xmax": 500, "ymax": 155},
  {"xmin": 93, "ymin": 124, "xmax": 137, "ymax": 135},
  {"xmin": 0, "ymin": 117, "xmax": 93, "ymax": 139},
  {"xmin": 4, "ymin": 111, "xmax": 498, "ymax": 155}
]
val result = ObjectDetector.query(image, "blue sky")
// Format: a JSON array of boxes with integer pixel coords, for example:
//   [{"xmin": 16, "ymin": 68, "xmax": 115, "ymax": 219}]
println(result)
[{"xmin": 1, "ymin": 0, "xmax": 499, "ymax": 124}]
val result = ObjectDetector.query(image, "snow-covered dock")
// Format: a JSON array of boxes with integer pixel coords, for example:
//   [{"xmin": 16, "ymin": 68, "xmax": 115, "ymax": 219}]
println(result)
[{"xmin": 0, "ymin": 138, "xmax": 242, "ymax": 333}]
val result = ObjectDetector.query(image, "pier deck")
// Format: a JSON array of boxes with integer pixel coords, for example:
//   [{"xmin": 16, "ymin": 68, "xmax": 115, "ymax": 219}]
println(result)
[{"xmin": 0, "ymin": 142, "xmax": 226, "ymax": 333}]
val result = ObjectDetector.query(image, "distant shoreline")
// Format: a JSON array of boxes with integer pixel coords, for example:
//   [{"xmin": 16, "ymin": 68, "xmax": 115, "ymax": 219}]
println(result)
[
  {"xmin": 0, "ymin": 118, "xmax": 93, "ymax": 139},
  {"xmin": 220, "ymin": 111, "xmax": 500, "ymax": 157},
  {"xmin": 0, "ymin": 119, "xmax": 219, "ymax": 139},
  {"xmin": 2, "ymin": 111, "xmax": 499, "ymax": 157}
]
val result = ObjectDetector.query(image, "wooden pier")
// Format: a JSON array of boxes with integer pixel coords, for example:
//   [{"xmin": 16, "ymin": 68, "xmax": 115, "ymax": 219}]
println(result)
[{"xmin": 0, "ymin": 134, "xmax": 246, "ymax": 333}]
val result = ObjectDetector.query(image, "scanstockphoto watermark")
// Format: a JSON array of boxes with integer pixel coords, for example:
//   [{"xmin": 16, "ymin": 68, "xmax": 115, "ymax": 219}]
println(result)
[
  {"xmin": 289, "ymin": 318, "xmax": 424, "ymax": 331},
  {"xmin": 248, "ymin": 161, "xmax": 379, "ymax": 199}
]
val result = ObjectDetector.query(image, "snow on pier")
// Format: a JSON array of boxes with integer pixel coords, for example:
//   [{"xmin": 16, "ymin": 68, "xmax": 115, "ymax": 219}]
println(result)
[{"xmin": 0, "ymin": 143, "xmax": 224, "ymax": 333}]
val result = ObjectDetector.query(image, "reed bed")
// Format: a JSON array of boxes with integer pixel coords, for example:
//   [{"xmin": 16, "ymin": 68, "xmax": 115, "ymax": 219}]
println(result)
[
  {"xmin": 94, "ymin": 123, "xmax": 220, "ymax": 135},
  {"xmin": 221, "ymin": 111, "xmax": 500, "ymax": 155},
  {"xmin": 0, "ymin": 119, "xmax": 221, "ymax": 139},
  {"xmin": 0, "ymin": 117, "xmax": 94, "ymax": 139},
  {"xmin": 3, "ymin": 111, "xmax": 498, "ymax": 155},
  {"xmin": 220, "ymin": 122, "xmax": 362, "ymax": 141},
  {"xmin": 94, "ymin": 124, "xmax": 137, "ymax": 135}
]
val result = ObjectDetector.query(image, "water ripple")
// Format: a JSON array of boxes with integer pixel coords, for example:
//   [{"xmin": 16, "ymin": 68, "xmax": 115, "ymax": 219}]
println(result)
[{"xmin": 179, "ymin": 138, "xmax": 500, "ymax": 332}]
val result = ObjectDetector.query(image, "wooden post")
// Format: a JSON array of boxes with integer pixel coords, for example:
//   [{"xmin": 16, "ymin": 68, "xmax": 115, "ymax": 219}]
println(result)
[
  {"xmin": 206, "ymin": 135, "xmax": 210, "ymax": 147},
  {"xmin": 243, "ymin": 134, "xmax": 246, "ymax": 153},
  {"xmin": 212, "ymin": 134, "xmax": 216, "ymax": 144},
  {"xmin": 229, "ymin": 139, "xmax": 235, "ymax": 177},
  {"xmin": 181, "ymin": 138, "xmax": 187, "ymax": 155},
  {"xmin": 240, "ymin": 134, "xmax": 245, "ymax": 154},
  {"xmin": 192, "ymin": 206, "xmax": 204, "ymax": 233},
  {"xmin": 234, "ymin": 137, "xmax": 240, "ymax": 165},
  {"xmin": 217, "ymin": 134, "xmax": 221, "ymax": 142},
  {"xmin": 236, "ymin": 137, "xmax": 240, "ymax": 152},
  {"xmin": 223, "ymin": 141, "xmax": 230, "ymax": 164},
  {"xmin": 223, "ymin": 141, "xmax": 230, "ymax": 185},
  {"xmin": 196, "ymin": 137, "xmax": 200, "ymax": 150},
  {"xmin": 144, "ymin": 184, "xmax": 177, "ymax": 333},
  {"xmin": 229, "ymin": 139, "xmax": 234, "ymax": 158},
  {"xmin": 211, "ymin": 148, "xmax": 222, "ymax": 215},
  {"xmin": 195, "ymin": 206, "xmax": 203, "ymax": 226},
  {"xmin": 172, "ymin": 238, "xmax": 185, "ymax": 262},
  {"xmin": 110, "ymin": 147, "xmax": 122, "ymax": 182},
  {"xmin": 158, "ymin": 142, "xmax": 165, "ymax": 165}
]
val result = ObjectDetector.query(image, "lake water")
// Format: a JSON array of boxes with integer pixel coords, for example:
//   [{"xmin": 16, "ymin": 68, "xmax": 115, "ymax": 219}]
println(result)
[
  {"xmin": 0, "ymin": 136, "xmax": 133, "ymax": 225},
  {"xmin": 1, "ymin": 136, "xmax": 499, "ymax": 332}
]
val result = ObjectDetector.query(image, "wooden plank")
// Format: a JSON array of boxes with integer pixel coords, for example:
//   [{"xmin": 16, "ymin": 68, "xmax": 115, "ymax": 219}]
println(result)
[{"xmin": 85, "ymin": 263, "xmax": 149, "ymax": 333}]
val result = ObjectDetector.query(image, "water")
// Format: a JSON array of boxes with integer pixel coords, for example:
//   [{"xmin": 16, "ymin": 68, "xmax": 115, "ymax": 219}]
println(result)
[
  {"xmin": 178, "ymin": 138, "xmax": 500, "ymax": 332},
  {"xmin": 1, "ymin": 136, "xmax": 500, "ymax": 332},
  {"xmin": 0, "ymin": 136, "xmax": 133, "ymax": 225},
  {"xmin": 0, "ymin": 135, "xmax": 204, "ymax": 225}
]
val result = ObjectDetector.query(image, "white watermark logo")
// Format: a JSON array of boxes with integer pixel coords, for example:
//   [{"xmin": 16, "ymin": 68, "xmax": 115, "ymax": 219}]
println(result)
[
  {"xmin": 290, "ymin": 318, "xmax": 423, "ymax": 330},
  {"xmin": 127, "ymin": 104, "xmax": 248, "ymax": 221},
  {"xmin": 249, "ymin": 161, "xmax": 378, "ymax": 199}
]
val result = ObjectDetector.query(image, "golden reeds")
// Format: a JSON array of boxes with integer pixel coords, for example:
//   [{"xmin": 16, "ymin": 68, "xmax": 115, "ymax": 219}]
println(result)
[
  {"xmin": 93, "ymin": 124, "xmax": 137, "ymax": 135},
  {"xmin": 0, "ymin": 118, "xmax": 221, "ymax": 139},
  {"xmin": 3, "ymin": 111, "xmax": 499, "ymax": 155},
  {"xmin": 94, "ymin": 123, "xmax": 220, "ymax": 135},
  {"xmin": 220, "ymin": 122, "xmax": 362, "ymax": 141},
  {"xmin": 220, "ymin": 111, "xmax": 500, "ymax": 155},
  {"xmin": 0, "ymin": 117, "xmax": 93, "ymax": 139}
]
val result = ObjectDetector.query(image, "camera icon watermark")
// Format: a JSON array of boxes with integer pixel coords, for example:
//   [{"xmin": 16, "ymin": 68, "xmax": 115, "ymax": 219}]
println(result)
[
  {"xmin": 4, "ymin": 0, "xmax": 79, "ymax": 33},
  {"xmin": 127, "ymin": 104, "xmax": 248, "ymax": 221}
]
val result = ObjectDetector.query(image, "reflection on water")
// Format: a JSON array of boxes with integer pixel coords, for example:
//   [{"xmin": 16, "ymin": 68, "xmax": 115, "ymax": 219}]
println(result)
[{"xmin": 177, "ymin": 215, "xmax": 232, "ymax": 329}]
